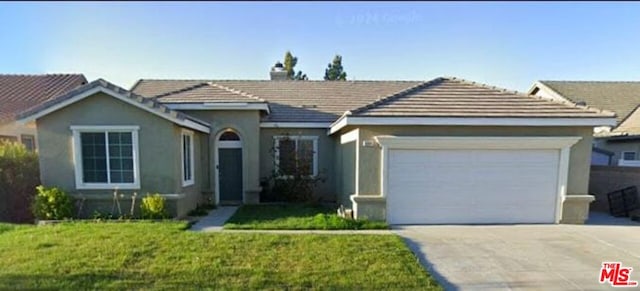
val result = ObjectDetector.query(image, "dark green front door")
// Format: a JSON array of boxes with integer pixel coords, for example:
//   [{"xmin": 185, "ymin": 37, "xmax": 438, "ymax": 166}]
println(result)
[{"xmin": 219, "ymin": 148, "xmax": 243, "ymax": 202}]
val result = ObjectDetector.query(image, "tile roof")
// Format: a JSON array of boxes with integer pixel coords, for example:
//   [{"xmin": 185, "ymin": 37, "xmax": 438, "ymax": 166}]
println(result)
[
  {"xmin": 132, "ymin": 77, "xmax": 614, "ymax": 123},
  {"xmin": 150, "ymin": 82, "xmax": 267, "ymax": 103},
  {"xmin": 537, "ymin": 81, "xmax": 640, "ymax": 123},
  {"xmin": 611, "ymin": 105, "xmax": 640, "ymax": 135},
  {"xmin": 0, "ymin": 74, "xmax": 87, "ymax": 124},
  {"xmin": 349, "ymin": 77, "xmax": 615, "ymax": 118},
  {"xmin": 18, "ymin": 79, "xmax": 210, "ymax": 132},
  {"xmin": 132, "ymin": 79, "xmax": 426, "ymax": 122}
]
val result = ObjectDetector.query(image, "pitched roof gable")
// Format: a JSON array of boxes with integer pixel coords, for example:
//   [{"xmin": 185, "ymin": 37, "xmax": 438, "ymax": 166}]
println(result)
[
  {"xmin": 18, "ymin": 79, "xmax": 210, "ymax": 133},
  {"xmin": 349, "ymin": 77, "xmax": 615, "ymax": 118},
  {"xmin": 535, "ymin": 80, "xmax": 640, "ymax": 123},
  {"xmin": 132, "ymin": 79, "xmax": 425, "ymax": 122},
  {"xmin": 0, "ymin": 74, "xmax": 87, "ymax": 124},
  {"xmin": 150, "ymin": 82, "xmax": 267, "ymax": 104}
]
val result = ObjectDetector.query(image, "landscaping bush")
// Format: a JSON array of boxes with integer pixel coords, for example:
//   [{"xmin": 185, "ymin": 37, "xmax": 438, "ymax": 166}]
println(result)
[
  {"xmin": 261, "ymin": 134, "xmax": 326, "ymax": 203},
  {"xmin": 32, "ymin": 185, "xmax": 74, "ymax": 220},
  {"xmin": 0, "ymin": 141, "xmax": 40, "ymax": 222},
  {"xmin": 141, "ymin": 194, "xmax": 168, "ymax": 219}
]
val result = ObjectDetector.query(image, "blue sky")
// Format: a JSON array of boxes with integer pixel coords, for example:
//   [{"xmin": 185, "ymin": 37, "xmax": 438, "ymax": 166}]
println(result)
[{"xmin": 1, "ymin": 2, "xmax": 639, "ymax": 91}]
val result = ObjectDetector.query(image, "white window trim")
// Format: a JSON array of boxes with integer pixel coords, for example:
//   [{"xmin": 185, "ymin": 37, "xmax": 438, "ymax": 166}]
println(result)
[
  {"xmin": 273, "ymin": 135, "xmax": 319, "ymax": 177},
  {"xmin": 181, "ymin": 129, "xmax": 195, "ymax": 187},
  {"xmin": 622, "ymin": 151, "xmax": 637, "ymax": 161},
  {"xmin": 71, "ymin": 125, "xmax": 141, "ymax": 190}
]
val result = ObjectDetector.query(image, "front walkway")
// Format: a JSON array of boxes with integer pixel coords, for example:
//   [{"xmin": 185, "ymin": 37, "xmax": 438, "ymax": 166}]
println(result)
[{"xmin": 189, "ymin": 206, "xmax": 239, "ymax": 232}]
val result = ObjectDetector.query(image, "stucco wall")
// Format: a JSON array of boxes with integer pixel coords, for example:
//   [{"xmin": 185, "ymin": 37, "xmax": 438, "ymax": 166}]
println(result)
[
  {"xmin": 36, "ymin": 92, "xmax": 202, "ymax": 216},
  {"xmin": 259, "ymin": 128, "xmax": 337, "ymax": 201},
  {"xmin": 180, "ymin": 110, "xmax": 261, "ymax": 203},
  {"xmin": 338, "ymin": 141, "xmax": 356, "ymax": 206},
  {"xmin": 334, "ymin": 125, "xmax": 594, "ymax": 222},
  {"xmin": 349, "ymin": 125, "xmax": 594, "ymax": 197}
]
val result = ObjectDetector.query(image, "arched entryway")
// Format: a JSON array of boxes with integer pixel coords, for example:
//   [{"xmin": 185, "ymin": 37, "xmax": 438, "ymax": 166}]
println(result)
[{"xmin": 215, "ymin": 129, "xmax": 243, "ymax": 204}]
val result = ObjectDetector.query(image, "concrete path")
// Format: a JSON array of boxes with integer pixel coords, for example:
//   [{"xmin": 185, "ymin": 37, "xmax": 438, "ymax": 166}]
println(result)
[
  {"xmin": 221, "ymin": 229, "xmax": 392, "ymax": 235},
  {"xmin": 189, "ymin": 206, "xmax": 391, "ymax": 234},
  {"xmin": 189, "ymin": 206, "xmax": 238, "ymax": 232},
  {"xmin": 395, "ymin": 214, "xmax": 640, "ymax": 290}
]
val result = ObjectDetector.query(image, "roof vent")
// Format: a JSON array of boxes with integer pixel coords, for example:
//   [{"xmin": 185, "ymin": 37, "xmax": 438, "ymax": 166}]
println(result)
[{"xmin": 301, "ymin": 104, "xmax": 317, "ymax": 108}]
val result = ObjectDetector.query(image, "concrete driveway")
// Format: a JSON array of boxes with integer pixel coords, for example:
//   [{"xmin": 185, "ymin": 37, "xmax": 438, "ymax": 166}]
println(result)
[{"xmin": 395, "ymin": 213, "xmax": 640, "ymax": 290}]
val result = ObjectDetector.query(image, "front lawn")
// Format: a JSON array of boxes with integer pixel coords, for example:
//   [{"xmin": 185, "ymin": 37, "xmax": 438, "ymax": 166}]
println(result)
[
  {"xmin": 224, "ymin": 204, "xmax": 389, "ymax": 230},
  {"xmin": 0, "ymin": 222, "xmax": 440, "ymax": 290}
]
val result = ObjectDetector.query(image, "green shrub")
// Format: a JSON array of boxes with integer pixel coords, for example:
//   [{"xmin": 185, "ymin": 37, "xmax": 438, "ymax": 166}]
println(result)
[
  {"xmin": 141, "ymin": 194, "xmax": 168, "ymax": 219},
  {"xmin": 32, "ymin": 185, "xmax": 73, "ymax": 220},
  {"xmin": 0, "ymin": 141, "xmax": 40, "ymax": 222}
]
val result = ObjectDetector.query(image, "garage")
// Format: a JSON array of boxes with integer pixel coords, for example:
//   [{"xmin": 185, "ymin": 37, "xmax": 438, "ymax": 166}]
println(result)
[{"xmin": 377, "ymin": 136, "xmax": 581, "ymax": 225}]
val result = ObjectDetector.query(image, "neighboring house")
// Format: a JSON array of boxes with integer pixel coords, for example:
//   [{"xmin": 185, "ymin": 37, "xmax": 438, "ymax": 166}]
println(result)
[
  {"xmin": 18, "ymin": 69, "xmax": 615, "ymax": 224},
  {"xmin": 0, "ymin": 74, "xmax": 87, "ymax": 151},
  {"xmin": 529, "ymin": 81, "xmax": 640, "ymax": 166}
]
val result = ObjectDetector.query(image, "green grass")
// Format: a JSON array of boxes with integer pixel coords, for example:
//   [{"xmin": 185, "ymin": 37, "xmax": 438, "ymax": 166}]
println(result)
[
  {"xmin": 224, "ymin": 204, "xmax": 389, "ymax": 230},
  {"xmin": 0, "ymin": 221, "xmax": 440, "ymax": 290}
]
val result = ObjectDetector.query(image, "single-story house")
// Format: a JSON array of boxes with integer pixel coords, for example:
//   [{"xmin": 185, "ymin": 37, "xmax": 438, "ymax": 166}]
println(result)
[
  {"xmin": 0, "ymin": 74, "xmax": 87, "ymax": 151},
  {"xmin": 529, "ymin": 81, "xmax": 640, "ymax": 166},
  {"xmin": 18, "ymin": 69, "xmax": 616, "ymax": 224}
]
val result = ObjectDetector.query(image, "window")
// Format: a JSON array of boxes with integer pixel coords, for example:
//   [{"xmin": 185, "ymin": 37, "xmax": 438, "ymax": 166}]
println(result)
[
  {"xmin": 622, "ymin": 151, "xmax": 637, "ymax": 161},
  {"xmin": 181, "ymin": 130, "xmax": 194, "ymax": 186},
  {"xmin": 71, "ymin": 126, "xmax": 139, "ymax": 189},
  {"xmin": 274, "ymin": 135, "xmax": 318, "ymax": 176},
  {"xmin": 20, "ymin": 135, "xmax": 35, "ymax": 151}
]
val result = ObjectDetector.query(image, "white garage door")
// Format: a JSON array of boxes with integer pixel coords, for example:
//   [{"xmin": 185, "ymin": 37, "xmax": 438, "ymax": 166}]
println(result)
[{"xmin": 387, "ymin": 149, "xmax": 560, "ymax": 224}]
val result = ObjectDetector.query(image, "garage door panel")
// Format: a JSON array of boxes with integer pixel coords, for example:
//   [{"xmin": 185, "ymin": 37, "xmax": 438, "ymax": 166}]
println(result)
[{"xmin": 387, "ymin": 149, "xmax": 559, "ymax": 224}]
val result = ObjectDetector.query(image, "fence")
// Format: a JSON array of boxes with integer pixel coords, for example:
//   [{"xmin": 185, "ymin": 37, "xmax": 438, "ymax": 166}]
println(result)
[{"xmin": 589, "ymin": 165, "xmax": 640, "ymax": 212}]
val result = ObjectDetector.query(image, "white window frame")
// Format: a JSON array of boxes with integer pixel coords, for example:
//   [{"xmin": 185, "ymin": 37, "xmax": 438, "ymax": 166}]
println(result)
[
  {"xmin": 273, "ymin": 135, "xmax": 319, "ymax": 177},
  {"xmin": 71, "ymin": 125, "xmax": 140, "ymax": 190},
  {"xmin": 622, "ymin": 151, "xmax": 637, "ymax": 161},
  {"xmin": 181, "ymin": 129, "xmax": 195, "ymax": 187}
]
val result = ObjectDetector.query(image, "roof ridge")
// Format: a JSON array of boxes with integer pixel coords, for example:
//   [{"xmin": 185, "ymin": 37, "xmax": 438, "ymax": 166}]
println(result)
[
  {"xmin": 347, "ymin": 78, "xmax": 444, "ymax": 115},
  {"xmin": 152, "ymin": 82, "xmax": 210, "ymax": 99},
  {"xmin": 541, "ymin": 80, "xmax": 640, "ymax": 84},
  {"xmin": 17, "ymin": 78, "xmax": 210, "ymax": 129},
  {"xmin": 0, "ymin": 73, "xmax": 84, "ymax": 77},
  {"xmin": 207, "ymin": 82, "xmax": 267, "ymax": 102},
  {"xmin": 449, "ymin": 77, "xmax": 617, "ymax": 117},
  {"xmin": 136, "ymin": 79, "xmax": 424, "ymax": 83}
]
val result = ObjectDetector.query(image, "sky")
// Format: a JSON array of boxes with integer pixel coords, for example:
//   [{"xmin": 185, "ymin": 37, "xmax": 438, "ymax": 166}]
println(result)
[{"xmin": 1, "ymin": 2, "xmax": 639, "ymax": 91}]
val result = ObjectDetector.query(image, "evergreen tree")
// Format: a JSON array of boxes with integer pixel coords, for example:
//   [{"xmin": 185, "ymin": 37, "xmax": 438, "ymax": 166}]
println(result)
[
  {"xmin": 324, "ymin": 54, "xmax": 347, "ymax": 81},
  {"xmin": 283, "ymin": 51, "xmax": 307, "ymax": 80}
]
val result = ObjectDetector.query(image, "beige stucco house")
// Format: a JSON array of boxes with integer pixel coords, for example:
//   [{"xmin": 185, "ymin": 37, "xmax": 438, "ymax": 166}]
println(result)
[
  {"xmin": 0, "ymin": 74, "xmax": 87, "ymax": 150},
  {"xmin": 529, "ymin": 81, "xmax": 640, "ymax": 167},
  {"xmin": 18, "ymin": 71, "xmax": 616, "ymax": 224}
]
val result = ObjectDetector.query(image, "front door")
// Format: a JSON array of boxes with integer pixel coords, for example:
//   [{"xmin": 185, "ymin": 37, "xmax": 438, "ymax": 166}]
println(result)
[{"xmin": 217, "ymin": 131, "xmax": 243, "ymax": 203}]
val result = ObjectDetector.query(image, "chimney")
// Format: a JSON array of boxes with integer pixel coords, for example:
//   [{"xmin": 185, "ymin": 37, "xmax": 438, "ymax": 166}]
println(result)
[{"xmin": 270, "ymin": 62, "xmax": 288, "ymax": 81}]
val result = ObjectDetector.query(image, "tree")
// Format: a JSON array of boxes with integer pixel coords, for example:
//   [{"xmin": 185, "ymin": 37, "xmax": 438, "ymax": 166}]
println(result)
[
  {"xmin": 283, "ymin": 51, "xmax": 307, "ymax": 80},
  {"xmin": 324, "ymin": 54, "xmax": 347, "ymax": 81}
]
